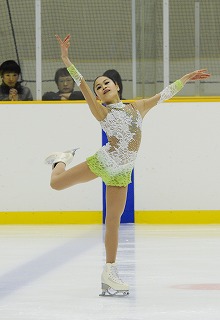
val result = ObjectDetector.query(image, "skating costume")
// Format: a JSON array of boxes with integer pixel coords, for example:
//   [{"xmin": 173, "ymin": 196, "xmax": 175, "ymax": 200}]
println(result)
[
  {"xmin": 66, "ymin": 64, "xmax": 184, "ymax": 187},
  {"xmin": 86, "ymin": 102, "xmax": 142, "ymax": 187}
]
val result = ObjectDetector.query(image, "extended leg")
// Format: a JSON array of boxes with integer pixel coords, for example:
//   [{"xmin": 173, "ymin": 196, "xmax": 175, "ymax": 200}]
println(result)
[{"xmin": 50, "ymin": 161, "xmax": 97, "ymax": 190}]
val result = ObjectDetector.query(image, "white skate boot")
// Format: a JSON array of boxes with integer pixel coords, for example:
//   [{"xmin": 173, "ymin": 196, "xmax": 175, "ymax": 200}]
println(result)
[
  {"xmin": 99, "ymin": 263, "xmax": 129, "ymax": 296},
  {"xmin": 44, "ymin": 148, "xmax": 79, "ymax": 168}
]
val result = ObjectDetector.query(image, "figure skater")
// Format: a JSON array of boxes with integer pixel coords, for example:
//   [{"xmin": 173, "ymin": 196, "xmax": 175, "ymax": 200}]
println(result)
[{"xmin": 45, "ymin": 34, "xmax": 210, "ymax": 296}]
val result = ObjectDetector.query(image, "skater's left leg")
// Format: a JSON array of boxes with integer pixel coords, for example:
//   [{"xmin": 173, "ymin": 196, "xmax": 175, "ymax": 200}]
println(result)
[{"xmin": 50, "ymin": 161, "xmax": 97, "ymax": 190}]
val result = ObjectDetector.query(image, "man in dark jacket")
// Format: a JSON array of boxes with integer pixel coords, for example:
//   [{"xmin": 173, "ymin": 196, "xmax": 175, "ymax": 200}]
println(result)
[{"xmin": 42, "ymin": 68, "xmax": 84, "ymax": 101}]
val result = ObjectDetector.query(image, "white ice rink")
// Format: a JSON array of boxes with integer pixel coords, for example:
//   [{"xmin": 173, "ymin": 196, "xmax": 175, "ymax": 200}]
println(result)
[{"xmin": 0, "ymin": 224, "xmax": 220, "ymax": 320}]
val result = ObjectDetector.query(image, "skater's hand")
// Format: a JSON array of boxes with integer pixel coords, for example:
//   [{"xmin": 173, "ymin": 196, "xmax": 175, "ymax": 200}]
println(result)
[
  {"xmin": 180, "ymin": 69, "xmax": 211, "ymax": 84},
  {"xmin": 55, "ymin": 34, "xmax": 71, "ymax": 60}
]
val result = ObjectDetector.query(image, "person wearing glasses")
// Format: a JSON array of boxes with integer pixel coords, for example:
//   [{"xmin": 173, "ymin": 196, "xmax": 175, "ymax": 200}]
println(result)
[{"xmin": 42, "ymin": 67, "xmax": 84, "ymax": 101}]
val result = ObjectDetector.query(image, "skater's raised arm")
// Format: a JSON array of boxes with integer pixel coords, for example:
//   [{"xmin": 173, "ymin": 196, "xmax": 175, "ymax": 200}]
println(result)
[
  {"xmin": 134, "ymin": 69, "xmax": 211, "ymax": 118},
  {"xmin": 55, "ymin": 34, "xmax": 108, "ymax": 121}
]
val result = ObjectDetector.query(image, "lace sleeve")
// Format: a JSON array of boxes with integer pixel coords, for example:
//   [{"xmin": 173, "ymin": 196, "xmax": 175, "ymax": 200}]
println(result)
[{"xmin": 158, "ymin": 79, "xmax": 184, "ymax": 104}]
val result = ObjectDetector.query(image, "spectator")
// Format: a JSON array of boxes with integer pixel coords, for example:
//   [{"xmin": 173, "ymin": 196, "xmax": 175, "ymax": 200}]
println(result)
[
  {"xmin": 42, "ymin": 68, "xmax": 84, "ymax": 100},
  {"xmin": 103, "ymin": 69, "xmax": 124, "ymax": 99},
  {"xmin": 0, "ymin": 60, "xmax": 33, "ymax": 101}
]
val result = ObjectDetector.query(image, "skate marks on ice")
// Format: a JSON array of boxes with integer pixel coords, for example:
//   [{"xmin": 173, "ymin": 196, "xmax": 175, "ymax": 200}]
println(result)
[{"xmin": 0, "ymin": 227, "xmax": 100, "ymax": 300}]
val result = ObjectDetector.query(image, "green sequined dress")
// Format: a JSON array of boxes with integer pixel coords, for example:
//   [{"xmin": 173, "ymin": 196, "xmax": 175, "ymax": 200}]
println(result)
[{"xmin": 86, "ymin": 102, "xmax": 142, "ymax": 187}]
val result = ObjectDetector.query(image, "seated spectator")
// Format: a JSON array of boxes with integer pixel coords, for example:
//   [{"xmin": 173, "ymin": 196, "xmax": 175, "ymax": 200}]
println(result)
[
  {"xmin": 0, "ymin": 60, "xmax": 33, "ymax": 101},
  {"xmin": 42, "ymin": 68, "xmax": 84, "ymax": 100},
  {"xmin": 103, "ymin": 69, "xmax": 125, "ymax": 100}
]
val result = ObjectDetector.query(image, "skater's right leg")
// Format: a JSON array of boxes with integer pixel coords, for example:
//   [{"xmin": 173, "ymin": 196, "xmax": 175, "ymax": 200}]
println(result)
[{"xmin": 50, "ymin": 161, "xmax": 97, "ymax": 190}]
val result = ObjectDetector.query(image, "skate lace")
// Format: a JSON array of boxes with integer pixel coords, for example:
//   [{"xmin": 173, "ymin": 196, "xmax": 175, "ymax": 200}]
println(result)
[{"xmin": 109, "ymin": 265, "xmax": 124, "ymax": 284}]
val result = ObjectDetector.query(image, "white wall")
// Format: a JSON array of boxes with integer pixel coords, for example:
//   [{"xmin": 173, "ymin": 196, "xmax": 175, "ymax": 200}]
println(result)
[
  {"xmin": 0, "ymin": 103, "xmax": 102, "ymax": 211},
  {"xmin": 0, "ymin": 102, "xmax": 220, "ymax": 212},
  {"xmin": 135, "ymin": 102, "xmax": 220, "ymax": 210}
]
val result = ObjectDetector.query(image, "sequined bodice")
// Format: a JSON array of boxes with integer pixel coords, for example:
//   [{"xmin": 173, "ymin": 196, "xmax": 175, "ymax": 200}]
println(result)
[{"xmin": 100, "ymin": 102, "xmax": 142, "ymax": 165}]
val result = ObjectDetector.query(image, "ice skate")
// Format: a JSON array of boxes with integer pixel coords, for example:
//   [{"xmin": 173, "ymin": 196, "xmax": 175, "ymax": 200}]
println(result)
[
  {"xmin": 99, "ymin": 263, "xmax": 129, "ymax": 296},
  {"xmin": 44, "ymin": 148, "xmax": 79, "ymax": 168}
]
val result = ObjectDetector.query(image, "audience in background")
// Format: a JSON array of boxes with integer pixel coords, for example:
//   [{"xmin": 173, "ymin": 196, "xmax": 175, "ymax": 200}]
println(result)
[
  {"xmin": 0, "ymin": 60, "xmax": 33, "ymax": 101},
  {"xmin": 42, "ymin": 68, "xmax": 84, "ymax": 101},
  {"xmin": 103, "ymin": 69, "xmax": 125, "ymax": 100}
]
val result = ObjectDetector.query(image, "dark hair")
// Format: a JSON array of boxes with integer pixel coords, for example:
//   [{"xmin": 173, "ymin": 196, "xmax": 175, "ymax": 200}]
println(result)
[
  {"xmin": 103, "ymin": 69, "xmax": 123, "ymax": 99},
  {"xmin": 54, "ymin": 68, "xmax": 74, "ymax": 85},
  {"xmin": 0, "ymin": 60, "xmax": 21, "ymax": 76}
]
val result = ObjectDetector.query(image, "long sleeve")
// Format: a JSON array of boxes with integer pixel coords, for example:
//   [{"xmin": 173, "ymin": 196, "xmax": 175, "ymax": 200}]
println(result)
[{"xmin": 21, "ymin": 87, "xmax": 33, "ymax": 101}]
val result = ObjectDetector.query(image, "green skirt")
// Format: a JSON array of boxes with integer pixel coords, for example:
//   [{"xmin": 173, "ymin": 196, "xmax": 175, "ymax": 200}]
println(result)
[{"xmin": 86, "ymin": 150, "xmax": 134, "ymax": 187}]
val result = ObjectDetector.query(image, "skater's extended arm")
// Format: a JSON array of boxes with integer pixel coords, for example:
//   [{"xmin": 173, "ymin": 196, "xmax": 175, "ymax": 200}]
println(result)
[
  {"xmin": 55, "ymin": 34, "xmax": 108, "ymax": 121},
  {"xmin": 134, "ymin": 69, "xmax": 211, "ymax": 118}
]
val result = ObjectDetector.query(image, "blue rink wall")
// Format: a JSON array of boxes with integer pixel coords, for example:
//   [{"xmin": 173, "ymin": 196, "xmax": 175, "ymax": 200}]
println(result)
[{"xmin": 1, "ymin": 100, "xmax": 220, "ymax": 224}]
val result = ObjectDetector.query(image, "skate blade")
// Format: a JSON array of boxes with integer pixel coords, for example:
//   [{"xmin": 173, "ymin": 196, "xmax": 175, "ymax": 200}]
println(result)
[
  {"xmin": 44, "ymin": 148, "xmax": 79, "ymax": 165},
  {"xmin": 99, "ymin": 283, "xmax": 129, "ymax": 297},
  {"xmin": 65, "ymin": 147, "xmax": 80, "ymax": 156}
]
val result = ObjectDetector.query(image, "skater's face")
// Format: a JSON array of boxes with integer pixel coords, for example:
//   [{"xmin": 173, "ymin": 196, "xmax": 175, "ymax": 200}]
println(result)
[{"xmin": 94, "ymin": 76, "xmax": 120, "ymax": 104}]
